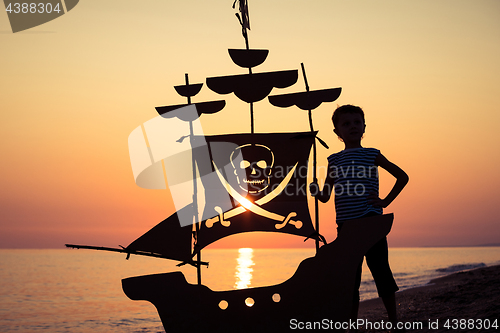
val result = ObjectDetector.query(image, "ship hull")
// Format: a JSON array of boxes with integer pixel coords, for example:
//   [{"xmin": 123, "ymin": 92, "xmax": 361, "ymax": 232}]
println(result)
[{"xmin": 122, "ymin": 214, "xmax": 393, "ymax": 332}]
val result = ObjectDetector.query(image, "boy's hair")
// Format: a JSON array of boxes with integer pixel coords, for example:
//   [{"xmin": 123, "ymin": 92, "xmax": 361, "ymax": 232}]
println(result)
[{"xmin": 331, "ymin": 105, "xmax": 365, "ymax": 128}]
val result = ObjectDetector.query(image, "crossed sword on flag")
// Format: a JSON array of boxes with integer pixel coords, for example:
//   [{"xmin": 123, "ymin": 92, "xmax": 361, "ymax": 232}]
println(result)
[{"xmin": 205, "ymin": 162, "xmax": 303, "ymax": 230}]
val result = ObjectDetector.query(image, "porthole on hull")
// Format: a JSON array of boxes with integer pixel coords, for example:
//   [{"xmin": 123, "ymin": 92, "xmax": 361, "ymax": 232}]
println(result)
[
  {"xmin": 245, "ymin": 297, "xmax": 255, "ymax": 307},
  {"xmin": 219, "ymin": 300, "xmax": 228, "ymax": 310}
]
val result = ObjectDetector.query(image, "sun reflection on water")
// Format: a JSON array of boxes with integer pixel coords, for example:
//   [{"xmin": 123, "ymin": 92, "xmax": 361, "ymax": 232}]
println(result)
[{"xmin": 234, "ymin": 248, "xmax": 254, "ymax": 289}]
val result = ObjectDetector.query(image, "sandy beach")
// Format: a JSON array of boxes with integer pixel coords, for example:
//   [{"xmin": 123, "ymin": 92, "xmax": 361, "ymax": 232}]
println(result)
[{"xmin": 358, "ymin": 265, "xmax": 500, "ymax": 332}]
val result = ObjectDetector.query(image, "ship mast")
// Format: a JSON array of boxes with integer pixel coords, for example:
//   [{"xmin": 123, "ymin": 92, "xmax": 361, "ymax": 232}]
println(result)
[
  {"xmin": 300, "ymin": 64, "xmax": 321, "ymax": 252},
  {"xmin": 172, "ymin": 73, "xmax": 212, "ymax": 285},
  {"xmin": 185, "ymin": 74, "xmax": 202, "ymax": 285},
  {"xmin": 234, "ymin": 0, "xmax": 255, "ymax": 135},
  {"xmin": 268, "ymin": 67, "xmax": 342, "ymax": 252},
  {"xmin": 154, "ymin": 75, "xmax": 226, "ymax": 285}
]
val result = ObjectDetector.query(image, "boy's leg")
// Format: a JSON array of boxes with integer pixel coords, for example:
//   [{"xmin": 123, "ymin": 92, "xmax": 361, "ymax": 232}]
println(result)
[
  {"xmin": 365, "ymin": 237, "xmax": 399, "ymax": 324},
  {"xmin": 381, "ymin": 292, "xmax": 397, "ymax": 324},
  {"xmin": 350, "ymin": 259, "xmax": 363, "ymax": 321},
  {"xmin": 338, "ymin": 222, "xmax": 363, "ymax": 323},
  {"xmin": 347, "ymin": 259, "xmax": 363, "ymax": 333}
]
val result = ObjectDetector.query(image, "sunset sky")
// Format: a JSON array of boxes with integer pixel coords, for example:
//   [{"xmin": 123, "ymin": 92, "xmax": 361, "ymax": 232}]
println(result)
[{"xmin": 1, "ymin": 0, "xmax": 499, "ymax": 249}]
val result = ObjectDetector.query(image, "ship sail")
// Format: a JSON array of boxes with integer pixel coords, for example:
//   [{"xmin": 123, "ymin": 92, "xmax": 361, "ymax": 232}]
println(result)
[
  {"xmin": 194, "ymin": 131, "xmax": 317, "ymax": 251},
  {"xmin": 123, "ymin": 130, "xmax": 317, "ymax": 259},
  {"xmin": 123, "ymin": 104, "xmax": 207, "ymax": 263},
  {"xmin": 125, "ymin": 204, "xmax": 193, "ymax": 262}
]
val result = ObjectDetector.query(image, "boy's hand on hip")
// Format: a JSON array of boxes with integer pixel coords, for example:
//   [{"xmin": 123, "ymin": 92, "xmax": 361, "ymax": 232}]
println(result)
[{"xmin": 368, "ymin": 191, "xmax": 388, "ymax": 208}]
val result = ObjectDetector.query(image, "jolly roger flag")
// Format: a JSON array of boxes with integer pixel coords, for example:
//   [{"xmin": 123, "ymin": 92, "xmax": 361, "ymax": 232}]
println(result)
[{"xmin": 194, "ymin": 132, "xmax": 317, "ymax": 251}]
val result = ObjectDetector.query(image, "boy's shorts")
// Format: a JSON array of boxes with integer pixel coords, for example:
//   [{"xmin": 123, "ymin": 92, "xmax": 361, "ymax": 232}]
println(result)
[{"xmin": 337, "ymin": 213, "xmax": 399, "ymax": 299}]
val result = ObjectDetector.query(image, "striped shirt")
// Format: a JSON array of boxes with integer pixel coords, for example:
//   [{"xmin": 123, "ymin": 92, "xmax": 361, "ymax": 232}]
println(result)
[{"xmin": 327, "ymin": 147, "xmax": 382, "ymax": 222}]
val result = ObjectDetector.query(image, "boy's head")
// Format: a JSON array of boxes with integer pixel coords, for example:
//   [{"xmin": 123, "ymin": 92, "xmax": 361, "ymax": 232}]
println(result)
[
  {"xmin": 331, "ymin": 105, "xmax": 366, "ymax": 142},
  {"xmin": 331, "ymin": 104, "xmax": 365, "ymax": 128}
]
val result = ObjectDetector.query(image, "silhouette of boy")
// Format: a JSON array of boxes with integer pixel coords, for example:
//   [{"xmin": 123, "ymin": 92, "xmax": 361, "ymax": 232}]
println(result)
[{"xmin": 310, "ymin": 104, "xmax": 409, "ymax": 331}]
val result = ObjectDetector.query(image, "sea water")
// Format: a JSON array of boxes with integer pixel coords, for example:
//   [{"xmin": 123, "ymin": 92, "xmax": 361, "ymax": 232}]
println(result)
[{"xmin": 1, "ymin": 247, "xmax": 499, "ymax": 332}]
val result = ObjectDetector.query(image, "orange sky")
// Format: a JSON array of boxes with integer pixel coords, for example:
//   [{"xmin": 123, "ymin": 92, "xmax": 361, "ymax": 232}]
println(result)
[{"xmin": 1, "ymin": 0, "xmax": 499, "ymax": 249}]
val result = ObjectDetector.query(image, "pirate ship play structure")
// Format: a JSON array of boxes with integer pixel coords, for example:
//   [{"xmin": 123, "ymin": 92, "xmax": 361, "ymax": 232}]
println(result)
[{"xmin": 66, "ymin": 1, "xmax": 393, "ymax": 331}]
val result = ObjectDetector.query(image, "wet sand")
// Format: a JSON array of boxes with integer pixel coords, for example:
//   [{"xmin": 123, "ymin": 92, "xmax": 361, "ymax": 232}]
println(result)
[{"xmin": 358, "ymin": 265, "xmax": 500, "ymax": 332}]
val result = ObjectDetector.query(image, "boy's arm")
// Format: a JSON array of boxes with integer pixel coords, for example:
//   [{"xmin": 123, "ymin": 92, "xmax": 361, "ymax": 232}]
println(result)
[
  {"xmin": 310, "ymin": 164, "xmax": 335, "ymax": 203},
  {"xmin": 369, "ymin": 153, "xmax": 409, "ymax": 208}
]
